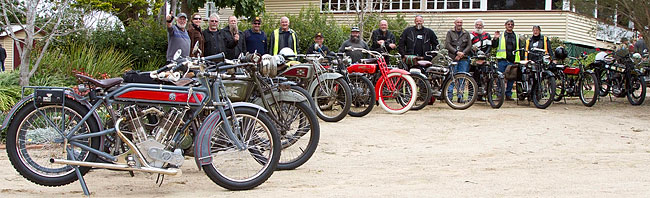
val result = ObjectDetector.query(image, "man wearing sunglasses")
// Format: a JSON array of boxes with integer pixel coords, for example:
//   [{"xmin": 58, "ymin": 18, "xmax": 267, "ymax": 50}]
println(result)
[
  {"xmin": 202, "ymin": 13, "xmax": 225, "ymax": 57},
  {"xmin": 244, "ymin": 17, "xmax": 267, "ymax": 54},
  {"xmin": 493, "ymin": 19, "xmax": 524, "ymax": 101},
  {"xmin": 165, "ymin": 12, "xmax": 190, "ymax": 62},
  {"xmin": 188, "ymin": 13, "xmax": 205, "ymax": 57}
]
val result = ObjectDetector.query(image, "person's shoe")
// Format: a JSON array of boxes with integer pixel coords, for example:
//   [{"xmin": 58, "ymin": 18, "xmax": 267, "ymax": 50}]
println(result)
[
  {"xmin": 505, "ymin": 95, "xmax": 514, "ymax": 101},
  {"xmin": 457, "ymin": 98, "xmax": 465, "ymax": 103}
]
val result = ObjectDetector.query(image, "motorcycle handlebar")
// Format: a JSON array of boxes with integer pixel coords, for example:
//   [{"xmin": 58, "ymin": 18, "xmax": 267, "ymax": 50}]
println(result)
[{"xmin": 202, "ymin": 53, "xmax": 225, "ymax": 62}]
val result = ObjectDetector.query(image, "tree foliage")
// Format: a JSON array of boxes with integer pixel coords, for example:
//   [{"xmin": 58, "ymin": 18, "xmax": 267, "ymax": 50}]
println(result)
[
  {"xmin": 74, "ymin": 0, "xmax": 164, "ymax": 25},
  {"xmin": 571, "ymin": 0, "xmax": 650, "ymax": 41},
  {"xmin": 181, "ymin": 0, "xmax": 264, "ymax": 19}
]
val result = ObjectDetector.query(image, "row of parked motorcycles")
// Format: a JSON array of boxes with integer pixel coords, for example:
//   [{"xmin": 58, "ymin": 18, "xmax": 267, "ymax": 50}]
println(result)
[{"xmin": 0, "ymin": 41, "xmax": 647, "ymax": 195}]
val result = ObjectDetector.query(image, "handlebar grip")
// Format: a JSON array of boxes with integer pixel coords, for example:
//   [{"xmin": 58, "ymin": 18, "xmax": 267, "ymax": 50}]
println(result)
[
  {"xmin": 155, "ymin": 65, "xmax": 170, "ymax": 73},
  {"xmin": 203, "ymin": 53, "xmax": 225, "ymax": 62}
]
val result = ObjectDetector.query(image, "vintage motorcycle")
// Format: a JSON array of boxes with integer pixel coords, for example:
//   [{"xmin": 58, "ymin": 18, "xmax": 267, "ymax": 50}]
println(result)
[
  {"xmin": 1, "ymin": 52, "xmax": 282, "ymax": 195},
  {"xmin": 220, "ymin": 54, "xmax": 320, "ymax": 170},
  {"xmin": 413, "ymin": 51, "xmax": 478, "ymax": 110},
  {"xmin": 510, "ymin": 48, "xmax": 556, "ymax": 109},
  {"xmin": 278, "ymin": 48, "xmax": 352, "ymax": 122},
  {"xmin": 323, "ymin": 52, "xmax": 376, "ymax": 117},
  {"xmin": 470, "ymin": 50, "xmax": 506, "ymax": 108},
  {"xmin": 345, "ymin": 47, "xmax": 418, "ymax": 114},
  {"xmin": 592, "ymin": 50, "xmax": 646, "ymax": 105},
  {"xmin": 548, "ymin": 52, "xmax": 600, "ymax": 107}
]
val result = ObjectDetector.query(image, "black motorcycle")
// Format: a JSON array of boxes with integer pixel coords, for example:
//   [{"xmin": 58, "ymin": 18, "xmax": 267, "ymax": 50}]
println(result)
[
  {"xmin": 470, "ymin": 50, "xmax": 505, "ymax": 108},
  {"xmin": 592, "ymin": 50, "xmax": 646, "ymax": 105},
  {"xmin": 548, "ymin": 53, "xmax": 600, "ymax": 107},
  {"xmin": 510, "ymin": 48, "xmax": 556, "ymax": 109}
]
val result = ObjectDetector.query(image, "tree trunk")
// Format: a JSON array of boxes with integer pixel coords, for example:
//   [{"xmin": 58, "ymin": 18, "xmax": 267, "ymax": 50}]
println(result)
[
  {"xmin": 170, "ymin": 0, "xmax": 178, "ymax": 16},
  {"xmin": 180, "ymin": 1, "xmax": 191, "ymax": 16}
]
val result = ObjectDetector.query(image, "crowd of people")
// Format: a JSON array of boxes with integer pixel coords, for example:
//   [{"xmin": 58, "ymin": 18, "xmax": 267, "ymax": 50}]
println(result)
[{"xmin": 164, "ymin": 12, "xmax": 648, "ymax": 100}]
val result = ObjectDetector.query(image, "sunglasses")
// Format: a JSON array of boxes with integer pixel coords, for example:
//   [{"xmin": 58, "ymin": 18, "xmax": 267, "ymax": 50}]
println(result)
[
  {"xmin": 253, "ymin": 23, "xmax": 261, "ymax": 25},
  {"xmin": 506, "ymin": 23, "xmax": 514, "ymax": 26},
  {"xmin": 193, "ymin": 18, "xmax": 202, "ymax": 20},
  {"xmin": 210, "ymin": 20, "xmax": 218, "ymax": 22}
]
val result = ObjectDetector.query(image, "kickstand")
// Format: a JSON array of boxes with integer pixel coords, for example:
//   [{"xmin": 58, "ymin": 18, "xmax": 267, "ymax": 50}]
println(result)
[
  {"xmin": 155, "ymin": 173, "xmax": 165, "ymax": 187},
  {"xmin": 67, "ymin": 148, "xmax": 90, "ymax": 196},
  {"xmin": 609, "ymin": 93, "xmax": 613, "ymax": 101}
]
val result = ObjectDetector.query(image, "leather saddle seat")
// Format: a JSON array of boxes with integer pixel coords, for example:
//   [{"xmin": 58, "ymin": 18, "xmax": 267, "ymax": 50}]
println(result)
[
  {"xmin": 76, "ymin": 74, "xmax": 123, "ymax": 88},
  {"xmin": 418, "ymin": 60, "xmax": 433, "ymax": 67}
]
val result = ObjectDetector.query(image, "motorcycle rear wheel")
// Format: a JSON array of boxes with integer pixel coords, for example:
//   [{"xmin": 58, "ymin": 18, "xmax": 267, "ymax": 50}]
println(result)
[
  {"xmin": 626, "ymin": 74, "xmax": 646, "ymax": 105},
  {"xmin": 410, "ymin": 74, "xmax": 432, "ymax": 111},
  {"xmin": 579, "ymin": 72, "xmax": 599, "ymax": 107},
  {"xmin": 443, "ymin": 73, "xmax": 478, "ymax": 110},
  {"xmin": 347, "ymin": 75, "xmax": 375, "ymax": 117},
  {"xmin": 533, "ymin": 75, "xmax": 556, "ymax": 109},
  {"xmin": 311, "ymin": 78, "xmax": 352, "ymax": 122},
  {"xmin": 274, "ymin": 101, "xmax": 320, "ymax": 170},
  {"xmin": 6, "ymin": 101, "xmax": 100, "ymax": 187},
  {"xmin": 487, "ymin": 76, "xmax": 505, "ymax": 109}
]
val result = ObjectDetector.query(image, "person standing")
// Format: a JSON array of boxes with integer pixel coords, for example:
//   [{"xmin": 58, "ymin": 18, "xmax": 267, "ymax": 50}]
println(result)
[
  {"xmin": 306, "ymin": 32, "xmax": 332, "ymax": 55},
  {"xmin": 370, "ymin": 20, "xmax": 397, "ymax": 53},
  {"xmin": 493, "ymin": 19, "xmax": 524, "ymax": 101},
  {"xmin": 634, "ymin": 35, "xmax": 647, "ymax": 53},
  {"xmin": 445, "ymin": 17, "xmax": 472, "ymax": 102},
  {"xmin": 221, "ymin": 16, "xmax": 246, "ymax": 59},
  {"xmin": 188, "ymin": 13, "xmax": 205, "ymax": 57},
  {"xmin": 202, "ymin": 14, "xmax": 224, "ymax": 57},
  {"xmin": 244, "ymin": 16, "xmax": 267, "ymax": 54},
  {"xmin": 339, "ymin": 27, "xmax": 369, "ymax": 63},
  {"xmin": 470, "ymin": 19, "xmax": 492, "ymax": 54},
  {"xmin": 525, "ymin": 25, "xmax": 553, "ymax": 61},
  {"xmin": 268, "ymin": 16, "xmax": 299, "ymax": 55},
  {"xmin": 398, "ymin": 15, "xmax": 439, "ymax": 61},
  {"xmin": 0, "ymin": 44, "xmax": 6, "ymax": 72},
  {"xmin": 165, "ymin": 13, "xmax": 191, "ymax": 62}
]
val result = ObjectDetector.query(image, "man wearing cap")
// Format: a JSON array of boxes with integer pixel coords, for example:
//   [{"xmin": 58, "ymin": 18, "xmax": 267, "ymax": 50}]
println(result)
[
  {"xmin": 398, "ymin": 15, "xmax": 439, "ymax": 61},
  {"xmin": 221, "ymin": 16, "xmax": 246, "ymax": 59},
  {"xmin": 493, "ymin": 19, "xmax": 524, "ymax": 101},
  {"xmin": 339, "ymin": 27, "xmax": 368, "ymax": 63},
  {"xmin": 202, "ymin": 13, "xmax": 225, "ymax": 57},
  {"xmin": 268, "ymin": 16, "xmax": 299, "ymax": 55},
  {"xmin": 244, "ymin": 17, "xmax": 267, "ymax": 54},
  {"xmin": 306, "ymin": 32, "xmax": 332, "ymax": 55},
  {"xmin": 165, "ymin": 12, "xmax": 191, "ymax": 62},
  {"xmin": 525, "ymin": 25, "xmax": 553, "ymax": 61},
  {"xmin": 188, "ymin": 13, "xmax": 204, "ymax": 57},
  {"xmin": 370, "ymin": 20, "xmax": 397, "ymax": 53}
]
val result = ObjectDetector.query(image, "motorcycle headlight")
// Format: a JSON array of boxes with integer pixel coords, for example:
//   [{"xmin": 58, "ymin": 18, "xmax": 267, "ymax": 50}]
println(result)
[
  {"xmin": 260, "ymin": 54, "xmax": 283, "ymax": 77},
  {"xmin": 543, "ymin": 55, "xmax": 551, "ymax": 65}
]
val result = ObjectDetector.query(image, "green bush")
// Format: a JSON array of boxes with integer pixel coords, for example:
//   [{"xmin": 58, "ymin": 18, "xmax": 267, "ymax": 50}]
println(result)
[{"xmin": 38, "ymin": 44, "xmax": 133, "ymax": 79}]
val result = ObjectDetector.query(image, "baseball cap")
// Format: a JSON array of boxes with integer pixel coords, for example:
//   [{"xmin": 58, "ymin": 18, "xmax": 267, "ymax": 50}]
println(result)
[
  {"xmin": 351, "ymin": 27, "xmax": 360, "ymax": 32},
  {"xmin": 314, "ymin": 32, "xmax": 324, "ymax": 38},
  {"xmin": 177, "ymin": 13, "xmax": 187, "ymax": 19},
  {"xmin": 253, "ymin": 17, "xmax": 262, "ymax": 23}
]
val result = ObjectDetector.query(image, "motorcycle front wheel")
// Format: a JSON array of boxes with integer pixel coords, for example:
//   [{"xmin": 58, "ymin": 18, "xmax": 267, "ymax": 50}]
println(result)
[
  {"xmin": 579, "ymin": 72, "xmax": 599, "ymax": 107},
  {"xmin": 532, "ymin": 74, "xmax": 556, "ymax": 109},
  {"xmin": 347, "ymin": 75, "xmax": 375, "ymax": 117},
  {"xmin": 6, "ymin": 101, "xmax": 100, "ymax": 187},
  {"xmin": 553, "ymin": 71, "xmax": 566, "ymax": 102},
  {"xmin": 273, "ymin": 101, "xmax": 320, "ymax": 170},
  {"xmin": 442, "ymin": 73, "xmax": 478, "ymax": 110},
  {"xmin": 626, "ymin": 74, "xmax": 646, "ymax": 105},
  {"xmin": 311, "ymin": 78, "xmax": 352, "ymax": 122},
  {"xmin": 409, "ymin": 74, "xmax": 432, "ymax": 111},
  {"xmin": 487, "ymin": 76, "xmax": 505, "ymax": 108},
  {"xmin": 202, "ymin": 107, "xmax": 281, "ymax": 190},
  {"xmin": 378, "ymin": 72, "xmax": 417, "ymax": 114}
]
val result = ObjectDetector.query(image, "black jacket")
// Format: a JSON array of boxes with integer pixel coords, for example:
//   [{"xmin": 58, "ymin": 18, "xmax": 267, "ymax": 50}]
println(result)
[
  {"xmin": 221, "ymin": 27, "xmax": 247, "ymax": 59},
  {"xmin": 306, "ymin": 43, "xmax": 332, "ymax": 56},
  {"xmin": 370, "ymin": 28, "xmax": 397, "ymax": 53},
  {"xmin": 202, "ymin": 29, "xmax": 225, "ymax": 57},
  {"xmin": 398, "ymin": 26, "xmax": 439, "ymax": 58}
]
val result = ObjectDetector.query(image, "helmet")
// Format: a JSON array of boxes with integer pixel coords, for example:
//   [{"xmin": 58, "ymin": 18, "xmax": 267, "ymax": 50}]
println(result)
[
  {"xmin": 260, "ymin": 54, "xmax": 283, "ymax": 77},
  {"xmin": 278, "ymin": 47, "xmax": 295, "ymax": 57},
  {"xmin": 554, "ymin": 46, "xmax": 567, "ymax": 60}
]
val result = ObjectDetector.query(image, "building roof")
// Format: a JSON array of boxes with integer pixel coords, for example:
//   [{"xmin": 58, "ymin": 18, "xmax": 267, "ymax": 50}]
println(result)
[{"xmin": 0, "ymin": 24, "xmax": 46, "ymax": 38}]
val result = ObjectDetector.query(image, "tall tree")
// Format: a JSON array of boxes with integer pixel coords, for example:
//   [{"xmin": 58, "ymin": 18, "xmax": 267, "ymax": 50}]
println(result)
[
  {"xmin": 180, "ymin": 0, "xmax": 265, "ymax": 19},
  {"xmin": 1, "ymin": 0, "xmax": 88, "ymax": 86},
  {"xmin": 74, "ymin": 0, "xmax": 165, "ymax": 25}
]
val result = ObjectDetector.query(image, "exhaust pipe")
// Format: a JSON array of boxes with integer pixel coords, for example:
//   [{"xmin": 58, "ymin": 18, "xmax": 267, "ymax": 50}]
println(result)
[{"xmin": 50, "ymin": 158, "xmax": 181, "ymax": 176}]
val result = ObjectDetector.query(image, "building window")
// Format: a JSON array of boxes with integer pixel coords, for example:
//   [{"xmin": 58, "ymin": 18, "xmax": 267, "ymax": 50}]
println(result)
[
  {"xmin": 425, "ymin": 0, "xmax": 481, "ymax": 10},
  {"xmin": 487, "ymin": 0, "xmax": 545, "ymax": 10},
  {"xmin": 321, "ymin": 0, "xmax": 424, "ymax": 12}
]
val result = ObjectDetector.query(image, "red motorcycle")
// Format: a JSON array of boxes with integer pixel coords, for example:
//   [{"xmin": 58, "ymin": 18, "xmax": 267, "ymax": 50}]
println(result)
[{"xmin": 344, "ymin": 47, "xmax": 417, "ymax": 114}]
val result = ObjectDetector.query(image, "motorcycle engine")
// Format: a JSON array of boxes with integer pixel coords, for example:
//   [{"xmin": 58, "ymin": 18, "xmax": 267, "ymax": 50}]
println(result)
[{"xmin": 121, "ymin": 106, "xmax": 186, "ymax": 168}]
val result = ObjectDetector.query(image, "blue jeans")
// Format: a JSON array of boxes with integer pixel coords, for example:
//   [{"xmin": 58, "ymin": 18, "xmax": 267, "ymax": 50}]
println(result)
[
  {"xmin": 447, "ymin": 58, "xmax": 470, "ymax": 100},
  {"xmin": 497, "ymin": 60, "xmax": 514, "ymax": 97}
]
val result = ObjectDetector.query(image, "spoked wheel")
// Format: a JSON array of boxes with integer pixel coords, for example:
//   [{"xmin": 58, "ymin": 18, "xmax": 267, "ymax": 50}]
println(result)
[
  {"xmin": 553, "ymin": 71, "xmax": 566, "ymax": 102},
  {"xmin": 347, "ymin": 75, "xmax": 375, "ymax": 117},
  {"xmin": 202, "ymin": 107, "xmax": 281, "ymax": 190},
  {"xmin": 6, "ymin": 101, "xmax": 100, "ymax": 187},
  {"xmin": 579, "ymin": 72, "xmax": 599, "ymax": 107},
  {"xmin": 532, "ymin": 74, "xmax": 556, "ymax": 109},
  {"xmin": 409, "ymin": 74, "xmax": 432, "ymax": 111},
  {"xmin": 626, "ymin": 74, "xmax": 646, "ymax": 105},
  {"xmin": 311, "ymin": 78, "xmax": 352, "ymax": 122},
  {"xmin": 597, "ymin": 69, "xmax": 610, "ymax": 97},
  {"xmin": 378, "ymin": 72, "xmax": 417, "ymax": 114},
  {"xmin": 273, "ymin": 101, "xmax": 320, "ymax": 170},
  {"xmin": 443, "ymin": 73, "xmax": 478, "ymax": 110},
  {"xmin": 486, "ymin": 76, "xmax": 505, "ymax": 108}
]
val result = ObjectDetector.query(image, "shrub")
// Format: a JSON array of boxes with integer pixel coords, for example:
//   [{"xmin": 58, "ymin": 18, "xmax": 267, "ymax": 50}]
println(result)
[{"xmin": 37, "ymin": 44, "xmax": 133, "ymax": 80}]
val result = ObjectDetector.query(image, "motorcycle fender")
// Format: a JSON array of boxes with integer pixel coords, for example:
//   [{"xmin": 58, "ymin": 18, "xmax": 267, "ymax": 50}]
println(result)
[
  {"xmin": 388, "ymin": 68, "xmax": 410, "ymax": 75},
  {"xmin": 456, "ymin": 71, "xmax": 473, "ymax": 78},
  {"xmin": 307, "ymin": 72, "xmax": 344, "ymax": 95},
  {"xmin": 193, "ymin": 103, "xmax": 268, "ymax": 169},
  {"xmin": 0, "ymin": 92, "xmax": 104, "ymax": 131},
  {"xmin": 252, "ymin": 90, "xmax": 307, "ymax": 106},
  {"xmin": 409, "ymin": 70, "xmax": 428, "ymax": 80}
]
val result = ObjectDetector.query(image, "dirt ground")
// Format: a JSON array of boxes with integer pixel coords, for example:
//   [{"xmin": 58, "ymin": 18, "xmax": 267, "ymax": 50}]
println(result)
[{"xmin": 1, "ymin": 97, "xmax": 650, "ymax": 197}]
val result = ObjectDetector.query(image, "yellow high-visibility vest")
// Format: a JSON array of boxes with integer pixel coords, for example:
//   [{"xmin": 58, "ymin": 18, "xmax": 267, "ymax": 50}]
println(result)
[
  {"xmin": 496, "ymin": 31, "xmax": 520, "ymax": 62},
  {"xmin": 273, "ymin": 29, "xmax": 297, "ymax": 55},
  {"xmin": 525, "ymin": 36, "xmax": 548, "ymax": 61}
]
